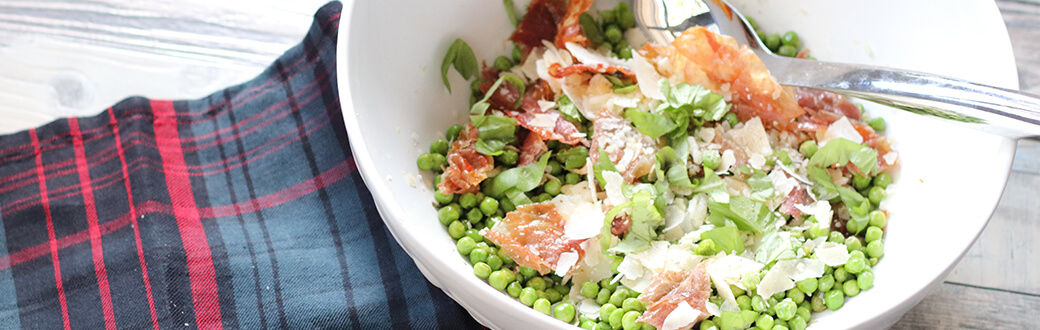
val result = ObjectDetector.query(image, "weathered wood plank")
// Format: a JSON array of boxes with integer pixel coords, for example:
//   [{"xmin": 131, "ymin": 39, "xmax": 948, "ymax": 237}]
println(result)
[{"xmin": 893, "ymin": 282, "xmax": 1040, "ymax": 329}]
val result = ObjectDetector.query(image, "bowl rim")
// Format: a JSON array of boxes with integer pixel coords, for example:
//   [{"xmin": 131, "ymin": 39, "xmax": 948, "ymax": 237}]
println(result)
[{"xmin": 335, "ymin": 0, "xmax": 1021, "ymax": 328}]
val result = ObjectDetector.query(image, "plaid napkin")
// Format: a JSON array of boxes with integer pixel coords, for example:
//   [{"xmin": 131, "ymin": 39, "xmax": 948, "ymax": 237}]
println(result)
[{"xmin": 0, "ymin": 2, "xmax": 481, "ymax": 329}]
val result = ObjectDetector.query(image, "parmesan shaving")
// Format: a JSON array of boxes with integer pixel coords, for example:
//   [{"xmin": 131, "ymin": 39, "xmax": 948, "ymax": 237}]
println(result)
[
  {"xmin": 815, "ymin": 242, "xmax": 851, "ymax": 266},
  {"xmin": 661, "ymin": 301, "xmax": 701, "ymax": 330},
  {"xmin": 821, "ymin": 117, "xmax": 863, "ymax": 145}
]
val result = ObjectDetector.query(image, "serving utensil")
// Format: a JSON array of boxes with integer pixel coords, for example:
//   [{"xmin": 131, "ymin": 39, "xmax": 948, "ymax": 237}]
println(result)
[{"xmin": 630, "ymin": 0, "xmax": 1040, "ymax": 139}]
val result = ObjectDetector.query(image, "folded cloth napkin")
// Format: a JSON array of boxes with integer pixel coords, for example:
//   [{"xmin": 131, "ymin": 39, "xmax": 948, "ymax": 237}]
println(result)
[{"xmin": 0, "ymin": 2, "xmax": 482, "ymax": 329}]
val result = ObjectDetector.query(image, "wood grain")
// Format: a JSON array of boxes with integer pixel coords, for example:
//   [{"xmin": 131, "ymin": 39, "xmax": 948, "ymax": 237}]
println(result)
[{"xmin": 892, "ymin": 283, "xmax": 1040, "ymax": 329}]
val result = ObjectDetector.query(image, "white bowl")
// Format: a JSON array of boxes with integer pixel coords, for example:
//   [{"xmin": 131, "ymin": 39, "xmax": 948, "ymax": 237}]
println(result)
[{"xmin": 337, "ymin": 0, "xmax": 1019, "ymax": 328}]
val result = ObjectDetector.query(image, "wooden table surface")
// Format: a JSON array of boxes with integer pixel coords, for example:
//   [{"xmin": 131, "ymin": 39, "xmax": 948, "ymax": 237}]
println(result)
[
  {"xmin": 893, "ymin": 1, "xmax": 1040, "ymax": 328},
  {"xmin": 0, "ymin": 0, "xmax": 1037, "ymax": 328}
]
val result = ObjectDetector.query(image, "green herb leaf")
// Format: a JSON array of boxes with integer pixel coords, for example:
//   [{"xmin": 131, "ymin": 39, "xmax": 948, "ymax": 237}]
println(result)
[
  {"xmin": 720, "ymin": 310, "xmax": 760, "ymax": 330},
  {"xmin": 594, "ymin": 149, "xmax": 618, "ymax": 189},
  {"xmin": 747, "ymin": 170, "xmax": 775, "ymax": 202},
  {"xmin": 601, "ymin": 201, "xmax": 632, "ymax": 252},
  {"xmin": 503, "ymin": 0, "xmax": 520, "ymax": 27},
  {"xmin": 838, "ymin": 186, "xmax": 871, "ymax": 235},
  {"xmin": 693, "ymin": 170, "xmax": 728, "ymax": 202},
  {"xmin": 808, "ymin": 138, "xmax": 879, "ymax": 176},
  {"xmin": 578, "ymin": 13, "xmax": 603, "ymax": 45},
  {"xmin": 608, "ymin": 189, "xmax": 660, "ymax": 254},
  {"xmin": 556, "ymin": 95, "xmax": 583, "ymax": 122},
  {"xmin": 441, "ymin": 39, "xmax": 479, "ymax": 92},
  {"xmin": 658, "ymin": 78, "xmax": 730, "ymax": 122},
  {"xmin": 471, "ymin": 74, "xmax": 527, "ymax": 115},
  {"xmin": 806, "ymin": 166, "xmax": 839, "ymax": 201},
  {"xmin": 556, "ymin": 146, "xmax": 589, "ymax": 170},
  {"xmin": 755, "ymin": 229, "xmax": 796, "ymax": 265},
  {"xmin": 470, "ymin": 115, "xmax": 517, "ymax": 156},
  {"xmin": 625, "ymin": 110, "xmax": 678, "ymax": 138},
  {"xmin": 656, "ymin": 147, "xmax": 694, "ymax": 189},
  {"xmin": 487, "ymin": 152, "xmax": 551, "ymax": 197},
  {"xmin": 706, "ymin": 196, "xmax": 770, "ymax": 233},
  {"xmin": 700, "ymin": 226, "xmax": 744, "ymax": 255}
]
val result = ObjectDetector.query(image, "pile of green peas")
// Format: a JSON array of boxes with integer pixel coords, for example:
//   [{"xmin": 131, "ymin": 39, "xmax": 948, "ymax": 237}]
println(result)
[
  {"xmin": 745, "ymin": 17, "xmax": 804, "ymax": 58},
  {"xmin": 572, "ymin": 279, "xmax": 653, "ymax": 330},
  {"xmin": 579, "ymin": 2, "xmax": 639, "ymax": 59}
]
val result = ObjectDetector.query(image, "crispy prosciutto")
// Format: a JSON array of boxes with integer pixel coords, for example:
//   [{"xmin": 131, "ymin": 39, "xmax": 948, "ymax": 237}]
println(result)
[
  {"xmin": 642, "ymin": 26, "xmax": 805, "ymax": 125},
  {"xmin": 480, "ymin": 78, "xmax": 588, "ymax": 146},
  {"xmin": 637, "ymin": 267, "xmax": 712, "ymax": 329},
  {"xmin": 547, "ymin": 62, "xmax": 638, "ymax": 81},
  {"xmin": 779, "ymin": 186, "xmax": 812, "ymax": 218},
  {"xmin": 510, "ymin": 0, "xmax": 594, "ymax": 50},
  {"xmin": 481, "ymin": 202, "xmax": 586, "ymax": 275},
  {"xmin": 437, "ymin": 125, "xmax": 494, "ymax": 194},
  {"xmin": 590, "ymin": 112, "xmax": 656, "ymax": 183},
  {"xmin": 779, "ymin": 87, "xmax": 897, "ymax": 170},
  {"xmin": 517, "ymin": 131, "xmax": 549, "ymax": 167}
]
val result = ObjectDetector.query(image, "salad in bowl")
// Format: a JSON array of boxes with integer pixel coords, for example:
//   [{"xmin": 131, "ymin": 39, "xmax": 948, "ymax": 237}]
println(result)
[{"xmin": 416, "ymin": 1, "xmax": 896, "ymax": 329}]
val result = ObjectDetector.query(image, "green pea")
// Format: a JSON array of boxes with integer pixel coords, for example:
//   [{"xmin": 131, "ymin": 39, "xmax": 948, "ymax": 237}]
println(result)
[
  {"xmin": 858, "ymin": 270, "xmax": 875, "ymax": 291},
  {"xmin": 544, "ymin": 179, "xmax": 563, "ymax": 196},
  {"xmin": 756, "ymin": 313, "xmax": 774, "ymax": 329},
  {"xmin": 488, "ymin": 269, "xmax": 513, "ymax": 290},
  {"xmin": 833, "ymin": 267, "xmax": 849, "ymax": 284},
  {"xmin": 565, "ymin": 172, "xmax": 581, "ymax": 185},
  {"xmin": 493, "ymin": 56, "xmax": 515, "ymax": 72},
  {"xmin": 554, "ymin": 302, "xmax": 577, "ymax": 323},
  {"xmin": 458, "ymin": 193, "xmax": 477, "ymax": 209},
  {"xmin": 777, "ymin": 45, "xmax": 798, "ymax": 57},
  {"xmin": 512, "ymin": 45, "xmax": 523, "ymax": 63},
  {"xmin": 789, "ymin": 315, "xmax": 807, "ymax": 330},
  {"xmin": 474, "ymin": 198, "xmax": 497, "ymax": 217},
  {"xmin": 473, "ymin": 262, "xmax": 491, "ymax": 279},
  {"xmin": 818, "ymin": 274, "xmax": 834, "ymax": 294},
  {"xmin": 866, "ymin": 240, "xmax": 885, "ymax": 258},
  {"xmin": 774, "ymin": 299, "xmax": 797, "ymax": 320},
  {"xmin": 810, "ymin": 294, "xmax": 826, "ymax": 312},
  {"xmin": 615, "ymin": 2, "xmax": 635, "ymax": 28},
  {"xmin": 446, "ymin": 124, "xmax": 465, "ymax": 141},
  {"xmin": 464, "ymin": 208, "xmax": 482, "ymax": 223},
  {"xmin": 600, "ymin": 278, "xmax": 619, "ymax": 292},
  {"xmin": 843, "ymin": 279, "xmax": 860, "ymax": 297},
  {"xmin": 868, "ymin": 210, "xmax": 887, "ymax": 228},
  {"xmin": 578, "ymin": 281, "xmax": 599, "ymax": 299},
  {"xmin": 737, "ymin": 295, "xmax": 752, "ymax": 311},
  {"xmin": 609, "ymin": 289, "xmax": 630, "ymax": 307},
  {"xmin": 580, "ymin": 320, "xmax": 598, "ymax": 330},
  {"xmin": 827, "ymin": 231, "xmax": 844, "ymax": 244},
  {"xmin": 594, "ymin": 288, "xmax": 611, "ymax": 305},
  {"xmin": 787, "ymin": 288, "xmax": 804, "ymax": 304},
  {"xmin": 533, "ymin": 298, "xmax": 551, "ymax": 315},
  {"xmin": 545, "ymin": 288, "xmax": 563, "ymax": 303},
  {"xmin": 464, "ymin": 228, "xmax": 483, "ymax": 243},
  {"xmin": 469, "ymin": 248, "xmax": 489, "ymax": 264},
  {"xmin": 447, "ymin": 221, "xmax": 466, "ymax": 239},
  {"xmin": 487, "ymin": 255, "xmax": 504, "ymax": 270},
  {"xmin": 700, "ymin": 149, "xmax": 722, "ymax": 171},
  {"xmin": 799, "ymin": 140, "xmax": 818, "ymax": 158},
  {"xmin": 824, "ymin": 289, "xmax": 844, "ymax": 310},
  {"xmin": 773, "ymin": 324, "xmax": 790, "ymax": 330},
  {"xmin": 868, "ymin": 186, "xmax": 886, "ymax": 205},
  {"xmin": 616, "ymin": 47, "xmax": 633, "ymax": 59},
  {"xmin": 731, "ymin": 285, "xmax": 746, "ymax": 297},
  {"xmin": 526, "ymin": 277, "xmax": 548, "ymax": 291},
  {"xmin": 725, "ymin": 112, "xmax": 740, "ymax": 127},
  {"xmin": 438, "ymin": 204, "xmax": 461, "ymax": 225},
  {"xmin": 519, "ymin": 287, "xmax": 538, "ymax": 306},
  {"xmin": 499, "ymin": 197, "xmax": 515, "ymax": 213},
  {"xmin": 605, "ymin": 24, "xmax": 623, "ymax": 43},
  {"xmin": 845, "ymin": 236, "xmax": 863, "ymax": 252},
  {"xmin": 430, "ymin": 139, "xmax": 450, "ymax": 155},
  {"xmin": 869, "ymin": 257, "xmax": 879, "ymax": 267},
  {"xmin": 864, "ymin": 226, "xmax": 883, "ymax": 244},
  {"xmin": 555, "ymin": 284, "xmax": 571, "ymax": 296},
  {"xmin": 781, "ymin": 31, "xmax": 801, "ymax": 48},
  {"xmin": 772, "ymin": 291, "xmax": 786, "ymax": 301},
  {"xmin": 611, "ymin": 258, "xmax": 623, "ymax": 274},
  {"xmin": 434, "ymin": 191, "xmax": 454, "ymax": 205},
  {"xmin": 596, "ymin": 322, "xmax": 612, "ymax": 330},
  {"xmin": 743, "ymin": 272, "xmax": 761, "ymax": 291},
  {"xmin": 623, "ymin": 297, "xmax": 644, "ymax": 312},
  {"xmin": 808, "ymin": 223, "xmax": 830, "ymax": 240},
  {"xmin": 497, "ymin": 149, "xmax": 519, "ymax": 165},
  {"xmin": 796, "ymin": 278, "xmax": 817, "ymax": 296},
  {"xmin": 845, "ymin": 220, "xmax": 860, "ymax": 235},
  {"xmin": 764, "ymin": 34, "xmax": 782, "ymax": 52},
  {"xmin": 751, "ymin": 295, "xmax": 768, "ymax": 312},
  {"xmin": 417, "ymin": 153, "xmax": 440, "ymax": 171},
  {"xmin": 433, "ymin": 174, "xmax": 443, "ymax": 187},
  {"xmin": 699, "ymin": 319, "xmax": 716, "ymax": 330},
  {"xmin": 600, "ymin": 9, "xmax": 617, "ymax": 24},
  {"xmin": 796, "ymin": 307, "xmax": 811, "ymax": 322},
  {"xmin": 621, "ymin": 311, "xmax": 641, "ymax": 330},
  {"xmin": 868, "ymin": 117, "xmax": 887, "ymax": 132},
  {"xmin": 456, "ymin": 236, "xmax": 476, "ymax": 255},
  {"xmin": 852, "ymin": 174, "xmax": 871, "ymax": 190},
  {"xmin": 532, "ymin": 193, "xmax": 551, "ymax": 203},
  {"xmin": 519, "ymin": 266, "xmax": 537, "ymax": 278},
  {"xmin": 845, "ymin": 251, "xmax": 868, "ymax": 274},
  {"xmin": 873, "ymin": 172, "xmax": 893, "ymax": 189},
  {"xmin": 695, "ymin": 239, "xmax": 718, "ymax": 255},
  {"xmin": 608, "ymin": 308, "xmax": 625, "ymax": 328}
]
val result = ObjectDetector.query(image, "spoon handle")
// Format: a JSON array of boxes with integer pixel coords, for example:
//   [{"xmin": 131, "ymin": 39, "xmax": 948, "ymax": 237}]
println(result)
[{"xmin": 761, "ymin": 55, "xmax": 1040, "ymax": 139}]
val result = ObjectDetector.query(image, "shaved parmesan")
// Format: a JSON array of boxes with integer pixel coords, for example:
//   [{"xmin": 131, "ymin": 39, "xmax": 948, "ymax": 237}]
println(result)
[
  {"xmin": 756, "ymin": 266, "xmax": 795, "ymax": 299},
  {"xmin": 705, "ymin": 255, "xmax": 765, "ymax": 290},
  {"xmin": 577, "ymin": 298, "xmax": 601, "ymax": 316},
  {"xmin": 815, "ymin": 242, "xmax": 851, "ymax": 266},
  {"xmin": 661, "ymin": 301, "xmax": 702, "ymax": 330},
  {"xmin": 687, "ymin": 194, "xmax": 709, "ymax": 229},
  {"xmin": 768, "ymin": 169, "xmax": 799, "ymax": 198},
  {"xmin": 883, "ymin": 151, "xmax": 898, "ymax": 165},
  {"xmin": 565, "ymin": 42, "xmax": 624, "ymax": 67},
  {"xmin": 821, "ymin": 117, "xmax": 863, "ymax": 145},
  {"xmin": 555, "ymin": 251, "xmax": 580, "ymax": 276},
  {"xmin": 704, "ymin": 299, "xmax": 721, "ymax": 317},
  {"xmin": 718, "ymin": 149, "xmax": 736, "ymax": 173},
  {"xmin": 603, "ymin": 171, "xmax": 628, "ymax": 206},
  {"xmin": 794, "ymin": 201, "xmax": 833, "ymax": 227},
  {"xmin": 528, "ymin": 112, "xmax": 559, "ymax": 130},
  {"xmin": 631, "ymin": 52, "xmax": 665, "ymax": 100},
  {"xmin": 726, "ymin": 117, "xmax": 773, "ymax": 169}
]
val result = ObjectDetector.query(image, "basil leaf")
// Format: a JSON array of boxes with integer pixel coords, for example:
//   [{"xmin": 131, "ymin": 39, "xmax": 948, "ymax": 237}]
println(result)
[
  {"xmin": 556, "ymin": 95, "xmax": 582, "ymax": 122},
  {"xmin": 556, "ymin": 146, "xmax": 589, "ymax": 170},
  {"xmin": 487, "ymin": 152, "xmax": 551, "ymax": 197},
  {"xmin": 594, "ymin": 149, "xmax": 618, "ymax": 189},
  {"xmin": 475, "ymin": 139, "xmax": 510, "ymax": 156},
  {"xmin": 625, "ymin": 110, "xmax": 678, "ymax": 138},
  {"xmin": 701, "ymin": 226, "xmax": 744, "ymax": 255},
  {"xmin": 808, "ymin": 138, "xmax": 880, "ymax": 176},
  {"xmin": 838, "ymin": 186, "xmax": 871, "ymax": 234},
  {"xmin": 470, "ymin": 74, "xmax": 526, "ymax": 115},
  {"xmin": 579, "ymin": 13, "xmax": 603, "ymax": 45},
  {"xmin": 470, "ymin": 115, "xmax": 517, "ymax": 156},
  {"xmin": 441, "ymin": 39, "xmax": 479, "ymax": 92}
]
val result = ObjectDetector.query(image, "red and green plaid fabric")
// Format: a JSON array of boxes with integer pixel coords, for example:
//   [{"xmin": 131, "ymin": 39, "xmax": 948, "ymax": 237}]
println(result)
[{"xmin": 0, "ymin": 2, "xmax": 481, "ymax": 329}]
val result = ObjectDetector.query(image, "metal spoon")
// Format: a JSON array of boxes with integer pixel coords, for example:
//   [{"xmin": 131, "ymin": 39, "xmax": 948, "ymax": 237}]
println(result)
[{"xmin": 628, "ymin": 0, "xmax": 1040, "ymax": 139}]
